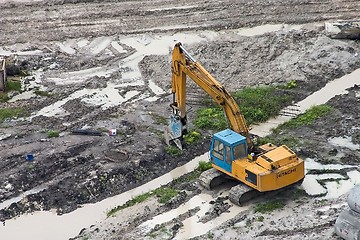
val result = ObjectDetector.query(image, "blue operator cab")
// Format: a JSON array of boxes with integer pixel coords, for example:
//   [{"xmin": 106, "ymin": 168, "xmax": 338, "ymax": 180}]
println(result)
[{"xmin": 210, "ymin": 129, "xmax": 248, "ymax": 173}]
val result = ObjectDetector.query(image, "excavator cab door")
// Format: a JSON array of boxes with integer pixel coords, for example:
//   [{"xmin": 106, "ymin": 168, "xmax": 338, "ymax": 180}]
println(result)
[
  {"xmin": 210, "ymin": 139, "xmax": 232, "ymax": 173},
  {"xmin": 210, "ymin": 129, "xmax": 248, "ymax": 174}
]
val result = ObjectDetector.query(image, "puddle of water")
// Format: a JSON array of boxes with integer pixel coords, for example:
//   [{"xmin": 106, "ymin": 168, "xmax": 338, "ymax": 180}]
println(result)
[
  {"xmin": 77, "ymin": 39, "xmax": 89, "ymax": 48},
  {"xmin": 0, "ymin": 48, "xmax": 42, "ymax": 56},
  {"xmin": 0, "ymin": 153, "xmax": 208, "ymax": 240},
  {"xmin": 81, "ymin": 86, "xmax": 140, "ymax": 109},
  {"xmin": 328, "ymin": 136, "xmax": 360, "ymax": 150},
  {"xmin": 139, "ymin": 194, "xmax": 213, "ymax": 233},
  {"xmin": 297, "ymin": 68, "xmax": 360, "ymax": 112},
  {"xmin": 88, "ymin": 37, "xmax": 113, "ymax": 55},
  {"xmin": 302, "ymin": 158, "xmax": 360, "ymax": 197},
  {"xmin": 119, "ymin": 31, "xmax": 216, "ymax": 81},
  {"xmin": 305, "ymin": 158, "xmax": 354, "ymax": 171},
  {"xmin": 31, "ymin": 89, "xmax": 97, "ymax": 118},
  {"xmin": 318, "ymin": 202, "xmax": 348, "ymax": 212},
  {"xmin": 0, "ymin": 186, "xmax": 46, "ymax": 210},
  {"xmin": 34, "ymin": 32, "xmax": 215, "ymax": 117},
  {"xmin": 144, "ymin": 96, "xmax": 159, "ymax": 102},
  {"xmin": 302, "ymin": 175, "xmax": 327, "ymax": 196},
  {"xmin": 323, "ymin": 170, "xmax": 360, "ymax": 199},
  {"xmin": 56, "ymin": 42, "xmax": 76, "ymax": 55},
  {"xmin": 175, "ymin": 202, "xmax": 248, "ymax": 239},
  {"xmin": 8, "ymin": 69, "xmax": 48, "ymax": 102},
  {"xmin": 251, "ymin": 115, "xmax": 291, "ymax": 137},
  {"xmin": 0, "ymin": 47, "xmax": 12, "ymax": 56},
  {"xmin": 8, "ymin": 91, "xmax": 36, "ymax": 102},
  {"xmin": 47, "ymin": 66, "xmax": 117, "ymax": 85},
  {"xmin": 111, "ymin": 41, "xmax": 127, "ymax": 54},
  {"xmin": 148, "ymin": 80, "xmax": 166, "ymax": 95},
  {"xmin": 302, "ymin": 173, "xmax": 346, "ymax": 196}
]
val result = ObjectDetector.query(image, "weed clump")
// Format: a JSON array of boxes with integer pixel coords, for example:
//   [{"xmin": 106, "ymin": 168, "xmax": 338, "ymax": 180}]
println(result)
[
  {"xmin": 196, "ymin": 161, "xmax": 212, "ymax": 172},
  {"xmin": 47, "ymin": 130, "xmax": 60, "ymax": 138},
  {"xmin": 165, "ymin": 145, "xmax": 182, "ymax": 156},
  {"xmin": 279, "ymin": 104, "xmax": 332, "ymax": 129},
  {"xmin": 254, "ymin": 200, "xmax": 285, "ymax": 213},
  {"xmin": 183, "ymin": 130, "xmax": 201, "ymax": 145},
  {"xmin": 0, "ymin": 108, "xmax": 24, "ymax": 122},
  {"xmin": 107, "ymin": 187, "xmax": 179, "ymax": 217},
  {"xmin": 194, "ymin": 85, "xmax": 295, "ymax": 130}
]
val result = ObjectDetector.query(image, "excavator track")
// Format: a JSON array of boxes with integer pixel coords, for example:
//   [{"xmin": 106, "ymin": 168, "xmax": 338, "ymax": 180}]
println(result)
[
  {"xmin": 200, "ymin": 168, "xmax": 305, "ymax": 205},
  {"xmin": 229, "ymin": 184, "xmax": 263, "ymax": 205},
  {"xmin": 199, "ymin": 168, "xmax": 228, "ymax": 190},
  {"xmin": 229, "ymin": 178, "xmax": 305, "ymax": 206}
]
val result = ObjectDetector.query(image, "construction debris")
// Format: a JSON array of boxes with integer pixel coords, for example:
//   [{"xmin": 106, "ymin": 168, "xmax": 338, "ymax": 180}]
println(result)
[
  {"xmin": 0, "ymin": 57, "xmax": 6, "ymax": 92},
  {"xmin": 71, "ymin": 129, "xmax": 103, "ymax": 136},
  {"xmin": 325, "ymin": 21, "xmax": 360, "ymax": 40},
  {"xmin": 335, "ymin": 184, "xmax": 360, "ymax": 240}
]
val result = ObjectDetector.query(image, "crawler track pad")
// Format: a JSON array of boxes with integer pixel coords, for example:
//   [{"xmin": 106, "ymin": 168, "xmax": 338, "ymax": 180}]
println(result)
[{"xmin": 199, "ymin": 168, "xmax": 227, "ymax": 190}]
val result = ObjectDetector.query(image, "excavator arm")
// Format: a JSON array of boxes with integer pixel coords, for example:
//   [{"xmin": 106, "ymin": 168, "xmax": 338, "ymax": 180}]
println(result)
[{"xmin": 167, "ymin": 43, "xmax": 252, "ymax": 149}]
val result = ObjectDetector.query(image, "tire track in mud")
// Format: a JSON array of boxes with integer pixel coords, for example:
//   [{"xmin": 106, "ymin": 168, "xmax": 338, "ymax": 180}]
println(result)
[
  {"xmin": 257, "ymin": 221, "xmax": 336, "ymax": 238},
  {"xmin": 0, "ymin": 0, "xmax": 359, "ymax": 44}
]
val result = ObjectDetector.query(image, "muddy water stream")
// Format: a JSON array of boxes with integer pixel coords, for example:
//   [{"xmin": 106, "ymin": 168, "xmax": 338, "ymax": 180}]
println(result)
[
  {"xmin": 251, "ymin": 67, "xmax": 360, "ymax": 136},
  {"xmin": 2, "ymin": 22, "xmax": 360, "ymax": 239},
  {"xmin": 0, "ymin": 153, "xmax": 208, "ymax": 239}
]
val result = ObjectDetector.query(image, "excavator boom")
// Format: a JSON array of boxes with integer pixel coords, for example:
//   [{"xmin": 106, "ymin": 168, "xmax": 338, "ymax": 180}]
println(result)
[{"xmin": 167, "ymin": 43, "xmax": 252, "ymax": 149}]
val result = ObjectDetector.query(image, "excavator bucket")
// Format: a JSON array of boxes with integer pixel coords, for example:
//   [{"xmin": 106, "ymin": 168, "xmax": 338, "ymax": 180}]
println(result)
[{"xmin": 164, "ymin": 114, "xmax": 183, "ymax": 150}]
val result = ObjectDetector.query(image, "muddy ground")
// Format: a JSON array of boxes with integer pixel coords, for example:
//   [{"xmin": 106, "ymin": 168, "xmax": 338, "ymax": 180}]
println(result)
[{"xmin": 0, "ymin": 0, "xmax": 360, "ymax": 239}]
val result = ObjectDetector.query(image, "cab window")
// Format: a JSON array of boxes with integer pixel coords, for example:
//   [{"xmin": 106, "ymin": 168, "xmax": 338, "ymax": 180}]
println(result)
[
  {"xmin": 233, "ymin": 143, "xmax": 247, "ymax": 160},
  {"xmin": 212, "ymin": 139, "xmax": 224, "ymax": 160},
  {"xmin": 225, "ymin": 146, "xmax": 232, "ymax": 165}
]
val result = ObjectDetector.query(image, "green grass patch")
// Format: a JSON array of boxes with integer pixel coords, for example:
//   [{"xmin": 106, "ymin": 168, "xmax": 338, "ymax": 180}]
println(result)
[
  {"xmin": 107, "ymin": 186, "xmax": 179, "ymax": 217},
  {"xmin": 34, "ymin": 90, "xmax": 52, "ymax": 97},
  {"xmin": 257, "ymin": 215, "xmax": 264, "ymax": 222},
  {"xmin": 286, "ymin": 80, "xmax": 297, "ymax": 89},
  {"xmin": 107, "ymin": 192, "xmax": 153, "ymax": 217},
  {"xmin": 173, "ymin": 161, "xmax": 212, "ymax": 184},
  {"xmin": 0, "ymin": 108, "xmax": 24, "ymax": 122},
  {"xmin": 0, "ymin": 93, "xmax": 10, "ymax": 102},
  {"xmin": 194, "ymin": 85, "xmax": 295, "ymax": 130},
  {"xmin": 254, "ymin": 200, "xmax": 285, "ymax": 213},
  {"xmin": 165, "ymin": 145, "xmax": 182, "ymax": 156},
  {"xmin": 196, "ymin": 160, "xmax": 212, "ymax": 172},
  {"xmin": 6, "ymin": 79, "xmax": 21, "ymax": 91},
  {"xmin": 183, "ymin": 130, "xmax": 201, "ymax": 145},
  {"xmin": 149, "ymin": 112, "xmax": 168, "ymax": 125},
  {"xmin": 278, "ymin": 105, "xmax": 332, "ymax": 129},
  {"xmin": 153, "ymin": 187, "xmax": 179, "ymax": 204},
  {"xmin": 233, "ymin": 86, "xmax": 292, "ymax": 125},
  {"xmin": 194, "ymin": 107, "xmax": 227, "ymax": 130},
  {"xmin": 47, "ymin": 130, "xmax": 60, "ymax": 138},
  {"xmin": 0, "ymin": 78, "xmax": 22, "ymax": 102}
]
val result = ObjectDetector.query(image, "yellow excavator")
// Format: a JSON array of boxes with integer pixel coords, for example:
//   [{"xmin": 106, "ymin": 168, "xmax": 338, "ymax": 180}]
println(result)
[{"xmin": 166, "ymin": 42, "xmax": 305, "ymax": 205}]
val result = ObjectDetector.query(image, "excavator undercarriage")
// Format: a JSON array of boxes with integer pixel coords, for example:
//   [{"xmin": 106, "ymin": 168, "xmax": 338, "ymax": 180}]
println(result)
[{"xmin": 198, "ymin": 162, "xmax": 304, "ymax": 206}]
